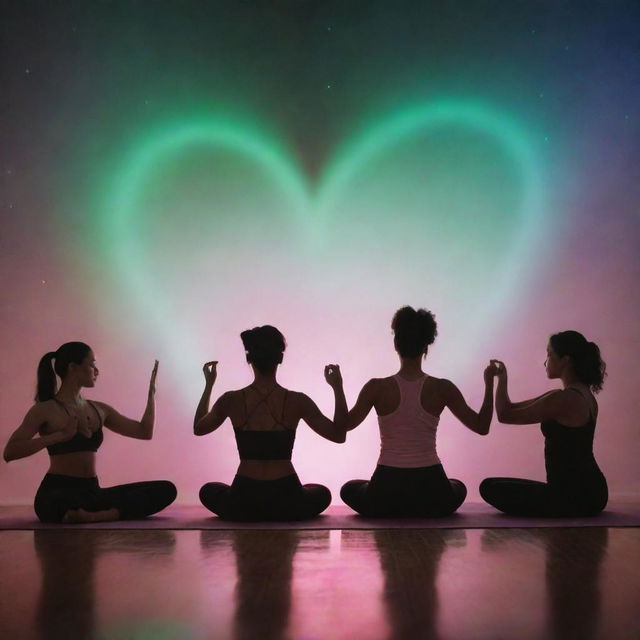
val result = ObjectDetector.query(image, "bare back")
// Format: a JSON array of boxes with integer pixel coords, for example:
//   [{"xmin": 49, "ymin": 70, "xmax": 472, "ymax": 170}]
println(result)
[{"xmin": 225, "ymin": 385, "xmax": 305, "ymax": 480}]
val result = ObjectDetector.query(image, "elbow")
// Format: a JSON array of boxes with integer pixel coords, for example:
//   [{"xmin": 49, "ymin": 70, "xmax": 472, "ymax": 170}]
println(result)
[
  {"xmin": 497, "ymin": 410, "xmax": 514, "ymax": 424},
  {"xmin": 472, "ymin": 422, "xmax": 489, "ymax": 436}
]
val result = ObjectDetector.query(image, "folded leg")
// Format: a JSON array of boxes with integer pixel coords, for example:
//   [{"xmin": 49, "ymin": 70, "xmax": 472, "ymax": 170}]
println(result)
[
  {"xmin": 99, "ymin": 480, "xmax": 177, "ymax": 519},
  {"xmin": 480, "ymin": 477, "xmax": 553, "ymax": 516},
  {"xmin": 199, "ymin": 482, "xmax": 232, "ymax": 517}
]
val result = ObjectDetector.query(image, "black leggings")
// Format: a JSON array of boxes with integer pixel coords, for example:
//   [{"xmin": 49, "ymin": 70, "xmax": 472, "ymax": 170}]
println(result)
[
  {"xmin": 341, "ymin": 464, "xmax": 467, "ymax": 518},
  {"xmin": 199, "ymin": 473, "xmax": 331, "ymax": 521},
  {"xmin": 480, "ymin": 476, "xmax": 608, "ymax": 517},
  {"xmin": 34, "ymin": 474, "xmax": 177, "ymax": 523}
]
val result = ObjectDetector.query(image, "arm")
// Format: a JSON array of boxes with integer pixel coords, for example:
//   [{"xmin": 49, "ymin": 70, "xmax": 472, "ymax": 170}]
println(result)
[
  {"xmin": 324, "ymin": 364, "xmax": 348, "ymax": 432},
  {"xmin": 344, "ymin": 379, "xmax": 378, "ymax": 432},
  {"xmin": 194, "ymin": 361, "xmax": 231, "ymax": 436},
  {"xmin": 299, "ymin": 396, "xmax": 345, "ymax": 443},
  {"xmin": 295, "ymin": 365, "xmax": 348, "ymax": 444},
  {"xmin": 443, "ymin": 369, "xmax": 494, "ymax": 436},
  {"xmin": 101, "ymin": 360, "xmax": 157, "ymax": 440},
  {"xmin": 4, "ymin": 405, "xmax": 78, "ymax": 462},
  {"xmin": 493, "ymin": 360, "xmax": 563, "ymax": 424}
]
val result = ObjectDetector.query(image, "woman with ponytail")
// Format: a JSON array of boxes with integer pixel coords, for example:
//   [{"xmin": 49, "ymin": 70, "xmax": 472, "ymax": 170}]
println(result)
[
  {"xmin": 340, "ymin": 306, "xmax": 495, "ymax": 518},
  {"xmin": 480, "ymin": 330, "xmax": 608, "ymax": 516},
  {"xmin": 194, "ymin": 325, "xmax": 347, "ymax": 521},
  {"xmin": 3, "ymin": 342, "xmax": 176, "ymax": 523}
]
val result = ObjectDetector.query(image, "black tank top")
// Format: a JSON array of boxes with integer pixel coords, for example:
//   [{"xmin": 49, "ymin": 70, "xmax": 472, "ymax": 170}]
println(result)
[
  {"xmin": 541, "ymin": 388, "xmax": 604, "ymax": 487},
  {"xmin": 234, "ymin": 386, "xmax": 295, "ymax": 460},
  {"xmin": 43, "ymin": 399, "xmax": 104, "ymax": 455}
]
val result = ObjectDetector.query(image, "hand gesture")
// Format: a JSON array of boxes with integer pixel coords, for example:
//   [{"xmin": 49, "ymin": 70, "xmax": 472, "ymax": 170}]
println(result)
[
  {"xmin": 490, "ymin": 359, "xmax": 507, "ymax": 382},
  {"xmin": 148, "ymin": 360, "xmax": 159, "ymax": 397},
  {"xmin": 483, "ymin": 362, "xmax": 497, "ymax": 384},
  {"xmin": 203, "ymin": 361, "xmax": 218, "ymax": 386},
  {"xmin": 48, "ymin": 415, "xmax": 81, "ymax": 444},
  {"xmin": 324, "ymin": 364, "xmax": 343, "ymax": 389}
]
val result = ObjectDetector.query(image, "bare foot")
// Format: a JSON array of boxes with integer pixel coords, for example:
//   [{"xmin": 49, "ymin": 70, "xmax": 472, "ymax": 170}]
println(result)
[{"xmin": 62, "ymin": 508, "xmax": 120, "ymax": 523}]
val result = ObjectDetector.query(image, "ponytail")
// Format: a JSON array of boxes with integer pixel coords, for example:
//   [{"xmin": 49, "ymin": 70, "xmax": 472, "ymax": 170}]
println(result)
[
  {"xmin": 34, "ymin": 342, "xmax": 92, "ymax": 402},
  {"xmin": 35, "ymin": 352, "xmax": 58, "ymax": 401},
  {"xmin": 549, "ymin": 331, "xmax": 606, "ymax": 393}
]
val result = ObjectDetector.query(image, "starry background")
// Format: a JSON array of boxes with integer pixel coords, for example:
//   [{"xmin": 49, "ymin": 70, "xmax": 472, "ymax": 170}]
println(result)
[{"xmin": 1, "ymin": 0, "xmax": 639, "ymax": 504}]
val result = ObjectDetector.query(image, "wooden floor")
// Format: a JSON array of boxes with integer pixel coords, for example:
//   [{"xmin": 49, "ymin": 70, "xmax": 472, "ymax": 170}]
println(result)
[{"xmin": 0, "ymin": 527, "xmax": 638, "ymax": 639}]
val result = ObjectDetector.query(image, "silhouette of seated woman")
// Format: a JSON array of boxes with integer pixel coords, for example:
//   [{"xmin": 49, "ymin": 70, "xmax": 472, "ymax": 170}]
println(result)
[
  {"xmin": 3, "ymin": 342, "xmax": 176, "ymax": 523},
  {"xmin": 194, "ymin": 325, "xmax": 346, "ymax": 521},
  {"xmin": 480, "ymin": 330, "xmax": 608, "ymax": 517},
  {"xmin": 340, "ymin": 306, "xmax": 495, "ymax": 517}
]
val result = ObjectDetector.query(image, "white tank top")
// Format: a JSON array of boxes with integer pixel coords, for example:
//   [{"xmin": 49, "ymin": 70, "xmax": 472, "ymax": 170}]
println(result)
[{"xmin": 377, "ymin": 374, "xmax": 441, "ymax": 468}]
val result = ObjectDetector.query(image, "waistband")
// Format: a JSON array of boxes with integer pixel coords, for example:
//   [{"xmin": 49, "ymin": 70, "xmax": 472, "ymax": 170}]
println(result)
[
  {"xmin": 231, "ymin": 472, "xmax": 301, "ymax": 489},
  {"xmin": 38, "ymin": 473, "xmax": 100, "ymax": 491}
]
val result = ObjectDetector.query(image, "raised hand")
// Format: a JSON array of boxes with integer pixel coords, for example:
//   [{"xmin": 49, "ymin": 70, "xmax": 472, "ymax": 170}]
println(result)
[
  {"xmin": 203, "ymin": 361, "xmax": 218, "ymax": 386},
  {"xmin": 483, "ymin": 362, "xmax": 498, "ymax": 384},
  {"xmin": 490, "ymin": 359, "xmax": 508, "ymax": 381},
  {"xmin": 148, "ymin": 360, "xmax": 159, "ymax": 397},
  {"xmin": 324, "ymin": 364, "xmax": 343, "ymax": 388}
]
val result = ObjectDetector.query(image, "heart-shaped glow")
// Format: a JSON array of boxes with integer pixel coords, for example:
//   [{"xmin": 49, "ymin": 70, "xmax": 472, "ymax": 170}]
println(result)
[{"xmin": 92, "ymin": 99, "xmax": 545, "ymax": 396}]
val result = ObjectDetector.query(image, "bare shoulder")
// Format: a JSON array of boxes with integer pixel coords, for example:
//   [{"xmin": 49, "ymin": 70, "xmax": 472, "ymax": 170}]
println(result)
[
  {"xmin": 367, "ymin": 377, "xmax": 389, "ymax": 391},
  {"xmin": 218, "ymin": 390, "xmax": 239, "ymax": 403},
  {"xmin": 89, "ymin": 400, "xmax": 114, "ymax": 421},
  {"xmin": 430, "ymin": 376, "xmax": 455, "ymax": 396},
  {"xmin": 215, "ymin": 390, "xmax": 244, "ymax": 414},
  {"xmin": 284, "ymin": 389, "xmax": 310, "ymax": 407},
  {"xmin": 556, "ymin": 388, "xmax": 587, "ymax": 408},
  {"xmin": 90, "ymin": 399, "xmax": 110, "ymax": 411},
  {"xmin": 33, "ymin": 399, "xmax": 67, "ymax": 421},
  {"xmin": 14, "ymin": 401, "xmax": 53, "ymax": 436}
]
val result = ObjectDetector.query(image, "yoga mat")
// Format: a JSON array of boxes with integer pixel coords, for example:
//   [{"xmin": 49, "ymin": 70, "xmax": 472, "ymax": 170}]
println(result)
[{"xmin": 1, "ymin": 502, "xmax": 639, "ymax": 530}]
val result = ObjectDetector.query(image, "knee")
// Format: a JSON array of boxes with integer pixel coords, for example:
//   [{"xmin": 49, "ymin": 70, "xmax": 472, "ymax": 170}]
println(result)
[
  {"xmin": 340, "ymin": 480, "xmax": 365, "ymax": 507},
  {"xmin": 314, "ymin": 485, "xmax": 332, "ymax": 511},
  {"xmin": 479, "ymin": 478, "xmax": 499, "ymax": 503},
  {"xmin": 450, "ymin": 479, "xmax": 468, "ymax": 502},
  {"xmin": 159, "ymin": 481, "xmax": 177, "ymax": 505},
  {"xmin": 340, "ymin": 479, "xmax": 360, "ymax": 498},
  {"xmin": 303, "ymin": 483, "xmax": 331, "ymax": 508},
  {"xmin": 199, "ymin": 482, "xmax": 228, "ymax": 510},
  {"xmin": 34, "ymin": 490, "xmax": 67, "ymax": 523}
]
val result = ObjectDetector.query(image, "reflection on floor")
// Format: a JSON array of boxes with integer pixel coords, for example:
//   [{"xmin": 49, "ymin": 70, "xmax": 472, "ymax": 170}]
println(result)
[{"xmin": 0, "ymin": 527, "xmax": 638, "ymax": 639}]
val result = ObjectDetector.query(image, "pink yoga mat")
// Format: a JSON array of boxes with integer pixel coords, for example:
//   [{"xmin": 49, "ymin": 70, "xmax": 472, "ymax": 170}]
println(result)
[{"xmin": 1, "ymin": 502, "xmax": 639, "ymax": 530}]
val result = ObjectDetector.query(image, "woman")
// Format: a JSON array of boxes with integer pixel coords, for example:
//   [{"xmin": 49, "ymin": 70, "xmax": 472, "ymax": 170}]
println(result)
[
  {"xmin": 3, "ymin": 342, "xmax": 177, "ymax": 523},
  {"xmin": 340, "ymin": 306, "xmax": 495, "ymax": 517},
  {"xmin": 480, "ymin": 330, "xmax": 608, "ymax": 517},
  {"xmin": 194, "ymin": 325, "xmax": 347, "ymax": 521}
]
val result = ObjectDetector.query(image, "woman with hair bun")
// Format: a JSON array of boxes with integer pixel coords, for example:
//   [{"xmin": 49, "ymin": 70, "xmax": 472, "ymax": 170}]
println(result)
[
  {"xmin": 3, "ymin": 342, "xmax": 177, "ymax": 523},
  {"xmin": 194, "ymin": 325, "xmax": 347, "ymax": 521},
  {"xmin": 340, "ymin": 306, "xmax": 495, "ymax": 518},
  {"xmin": 480, "ymin": 330, "xmax": 608, "ymax": 516}
]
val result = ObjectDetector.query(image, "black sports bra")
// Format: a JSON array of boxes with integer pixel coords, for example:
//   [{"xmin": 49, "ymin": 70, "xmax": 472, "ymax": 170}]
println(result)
[
  {"xmin": 234, "ymin": 386, "xmax": 295, "ymax": 461},
  {"xmin": 43, "ymin": 399, "xmax": 104, "ymax": 455}
]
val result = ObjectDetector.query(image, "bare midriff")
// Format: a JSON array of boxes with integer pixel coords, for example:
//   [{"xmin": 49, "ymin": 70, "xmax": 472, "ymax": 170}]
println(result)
[
  {"xmin": 237, "ymin": 459, "xmax": 295, "ymax": 481},
  {"xmin": 48, "ymin": 452, "xmax": 97, "ymax": 478}
]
